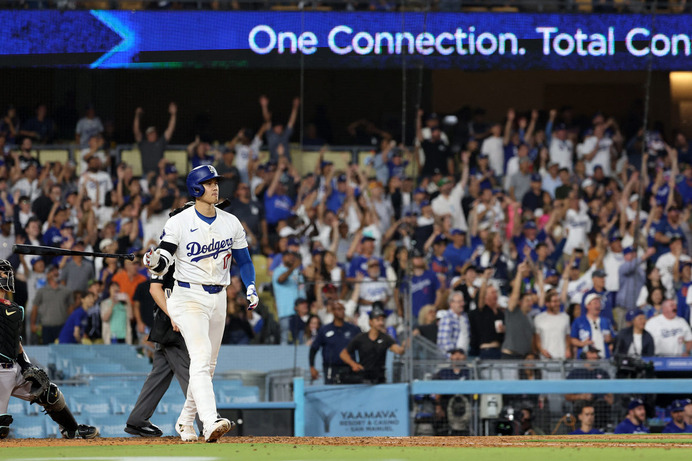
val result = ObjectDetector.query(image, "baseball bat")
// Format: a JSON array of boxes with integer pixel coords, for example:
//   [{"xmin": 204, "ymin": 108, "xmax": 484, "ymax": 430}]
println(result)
[{"xmin": 12, "ymin": 244, "xmax": 135, "ymax": 261}]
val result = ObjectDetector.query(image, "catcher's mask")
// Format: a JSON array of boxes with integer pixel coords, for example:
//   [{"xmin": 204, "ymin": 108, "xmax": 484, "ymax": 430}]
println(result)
[{"xmin": 0, "ymin": 259, "xmax": 15, "ymax": 293}]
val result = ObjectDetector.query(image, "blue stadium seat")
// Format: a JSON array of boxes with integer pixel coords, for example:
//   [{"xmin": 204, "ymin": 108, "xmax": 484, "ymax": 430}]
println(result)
[
  {"xmin": 10, "ymin": 414, "xmax": 46, "ymax": 439},
  {"xmin": 217, "ymin": 386, "xmax": 260, "ymax": 404},
  {"xmin": 88, "ymin": 415, "xmax": 128, "ymax": 438},
  {"xmin": 71, "ymin": 398, "xmax": 111, "ymax": 416},
  {"xmin": 7, "ymin": 399, "xmax": 25, "ymax": 415},
  {"xmin": 110, "ymin": 396, "xmax": 135, "ymax": 415},
  {"xmin": 80, "ymin": 363, "xmax": 125, "ymax": 375}
]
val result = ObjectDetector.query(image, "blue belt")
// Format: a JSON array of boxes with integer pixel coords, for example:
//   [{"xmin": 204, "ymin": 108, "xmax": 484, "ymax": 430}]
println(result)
[
  {"xmin": 0, "ymin": 362, "xmax": 14, "ymax": 369},
  {"xmin": 177, "ymin": 281, "xmax": 225, "ymax": 294}
]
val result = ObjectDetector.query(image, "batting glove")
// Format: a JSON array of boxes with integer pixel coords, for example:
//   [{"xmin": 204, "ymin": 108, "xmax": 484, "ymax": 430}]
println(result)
[
  {"xmin": 143, "ymin": 248, "xmax": 160, "ymax": 269},
  {"xmin": 246, "ymin": 284, "xmax": 259, "ymax": 311}
]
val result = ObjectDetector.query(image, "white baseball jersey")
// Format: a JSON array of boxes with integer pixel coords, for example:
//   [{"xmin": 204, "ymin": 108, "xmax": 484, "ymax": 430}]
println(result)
[
  {"xmin": 160, "ymin": 206, "xmax": 248, "ymax": 286},
  {"xmin": 645, "ymin": 315, "xmax": 692, "ymax": 356}
]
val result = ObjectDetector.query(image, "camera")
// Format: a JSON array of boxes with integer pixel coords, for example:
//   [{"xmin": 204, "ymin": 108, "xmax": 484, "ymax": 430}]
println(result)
[{"xmin": 615, "ymin": 355, "xmax": 655, "ymax": 379}]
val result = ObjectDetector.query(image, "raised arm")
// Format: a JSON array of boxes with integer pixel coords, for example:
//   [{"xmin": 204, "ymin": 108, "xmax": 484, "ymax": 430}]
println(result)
[
  {"xmin": 287, "ymin": 97, "xmax": 300, "ymax": 129},
  {"xmin": 259, "ymin": 95, "xmax": 271, "ymax": 125},
  {"xmin": 503, "ymin": 108, "xmax": 514, "ymax": 146},
  {"xmin": 133, "ymin": 107, "xmax": 143, "ymax": 143},
  {"xmin": 163, "ymin": 102, "xmax": 177, "ymax": 142},
  {"xmin": 507, "ymin": 261, "xmax": 526, "ymax": 312}
]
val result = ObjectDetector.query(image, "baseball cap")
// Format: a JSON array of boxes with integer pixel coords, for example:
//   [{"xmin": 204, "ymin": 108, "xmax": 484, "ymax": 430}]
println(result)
[
  {"xmin": 584, "ymin": 345, "xmax": 601, "ymax": 357},
  {"xmin": 626, "ymin": 309, "xmax": 645, "ymax": 322},
  {"xmin": 433, "ymin": 234, "xmax": 448, "ymax": 245},
  {"xmin": 584, "ymin": 293, "xmax": 602, "ymax": 306},
  {"xmin": 420, "ymin": 200, "xmax": 431, "ymax": 208},
  {"xmin": 530, "ymin": 173, "xmax": 542, "ymax": 182},
  {"xmin": 555, "ymin": 123, "xmax": 567, "ymax": 130},
  {"xmin": 369, "ymin": 306, "xmax": 387, "ymax": 319},
  {"xmin": 629, "ymin": 193, "xmax": 640, "ymax": 203},
  {"xmin": 450, "ymin": 228, "xmax": 466, "ymax": 236},
  {"xmin": 360, "ymin": 235, "xmax": 375, "ymax": 243},
  {"xmin": 610, "ymin": 234, "xmax": 622, "ymax": 242},
  {"xmin": 437, "ymin": 177, "xmax": 451, "ymax": 187},
  {"xmin": 582, "ymin": 178, "xmax": 595, "ymax": 188},
  {"xmin": 30, "ymin": 257, "xmax": 42, "ymax": 267},
  {"xmin": 670, "ymin": 235, "xmax": 682, "ymax": 242},
  {"xmin": 411, "ymin": 249, "xmax": 425, "ymax": 258},
  {"xmin": 623, "ymin": 246, "xmax": 634, "ymax": 255},
  {"xmin": 320, "ymin": 160, "xmax": 333, "ymax": 168},
  {"xmin": 592, "ymin": 269, "xmax": 607, "ymax": 278},
  {"xmin": 287, "ymin": 238, "xmax": 300, "ymax": 247},
  {"xmin": 145, "ymin": 126, "xmax": 156, "ymax": 134},
  {"xmin": 278, "ymin": 226, "xmax": 297, "ymax": 238},
  {"xmin": 322, "ymin": 283, "xmax": 337, "ymax": 293},
  {"xmin": 337, "ymin": 174, "xmax": 347, "ymax": 183},
  {"xmin": 478, "ymin": 153, "xmax": 488, "ymax": 160},
  {"xmin": 404, "ymin": 210, "xmax": 420, "ymax": 217},
  {"xmin": 523, "ymin": 221, "xmax": 537, "ymax": 230},
  {"xmin": 628, "ymin": 398, "xmax": 645, "ymax": 411},
  {"xmin": 670, "ymin": 399, "xmax": 687, "ymax": 413},
  {"xmin": 165, "ymin": 164, "xmax": 178, "ymax": 175},
  {"xmin": 414, "ymin": 187, "xmax": 426, "ymax": 195},
  {"xmin": 545, "ymin": 269, "xmax": 558, "ymax": 278},
  {"xmin": 294, "ymin": 297, "xmax": 308, "ymax": 307}
]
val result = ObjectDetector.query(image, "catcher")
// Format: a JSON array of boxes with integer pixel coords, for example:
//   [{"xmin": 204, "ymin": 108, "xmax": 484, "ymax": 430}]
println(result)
[{"xmin": 0, "ymin": 259, "xmax": 99, "ymax": 439}]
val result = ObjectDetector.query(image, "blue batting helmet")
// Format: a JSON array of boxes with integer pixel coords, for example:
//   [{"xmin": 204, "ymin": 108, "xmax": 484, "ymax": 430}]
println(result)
[{"xmin": 186, "ymin": 165, "xmax": 222, "ymax": 198}]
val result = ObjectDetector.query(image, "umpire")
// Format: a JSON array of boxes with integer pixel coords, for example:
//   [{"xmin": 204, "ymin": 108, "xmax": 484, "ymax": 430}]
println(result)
[
  {"xmin": 309, "ymin": 301, "xmax": 361, "ymax": 384},
  {"xmin": 124, "ymin": 263, "xmax": 201, "ymax": 437}
]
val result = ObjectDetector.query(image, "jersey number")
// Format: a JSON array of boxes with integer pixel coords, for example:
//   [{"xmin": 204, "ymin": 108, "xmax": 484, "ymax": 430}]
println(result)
[{"xmin": 223, "ymin": 253, "xmax": 232, "ymax": 270}]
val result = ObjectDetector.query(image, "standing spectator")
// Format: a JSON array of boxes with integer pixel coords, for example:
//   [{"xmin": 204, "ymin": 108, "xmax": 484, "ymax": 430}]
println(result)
[
  {"xmin": 401, "ymin": 250, "xmax": 442, "ymax": 322},
  {"xmin": 20, "ymin": 103, "xmax": 55, "ymax": 144},
  {"xmin": 569, "ymin": 403, "xmax": 604, "ymax": 435},
  {"xmin": 111, "ymin": 259, "xmax": 147, "ymax": 304},
  {"xmin": 58, "ymin": 241, "xmax": 95, "ymax": 293},
  {"xmin": 215, "ymin": 149, "xmax": 240, "ymax": 202},
  {"xmin": 11, "ymin": 163, "xmax": 41, "ymax": 203},
  {"xmin": 617, "ymin": 247, "xmax": 655, "ymax": 315},
  {"xmin": 133, "ymin": 102, "xmax": 177, "ymax": 175},
  {"xmin": 417, "ymin": 109, "xmax": 453, "ymax": 178},
  {"xmin": 431, "ymin": 174, "xmax": 468, "ymax": 233},
  {"xmin": 272, "ymin": 251, "xmax": 305, "ymax": 345},
  {"xmin": 571, "ymin": 293, "xmax": 615, "ymax": 359},
  {"xmin": 287, "ymin": 298, "xmax": 310, "ymax": 345},
  {"xmin": 309, "ymin": 301, "xmax": 361, "ymax": 384},
  {"xmin": 339, "ymin": 307, "xmax": 406, "ymax": 384},
  {"xmin": 443, "ymin": 229, "xmax": 473, "ymax": 276},
  {"xmin": 347, "ymin": 235, "xmax": 384, "ymax": 281},
  {"xmin": 564, "ymin": 345, "xmax": 614, "ymax": 429},
  {"xmin": 656, "ymin": 236, "xmax": 690, "ymax": 299},
  {"xmin": 501, "ymin": 261, "xmax": 537, "ymax": 360},
  {"xmin": 508, "ymin": 157, "xmax": 533, "ymax": 203},
  {"xmin": 260, "ymin": 95, "xmax": 300, "ymax": 162},
  {"xmin": 549, "ymin": 123, "xmax": 573, "ymax": 171},
  {"xmin": 614, "ymin": 398, "xmax": 650, "ymax": 434},
  {"xmin": 481, "ymin": 122, "xmax": 504, "ymax": 177},
  {"xmin": 29, "ymin": 265, "xmax": 73, "ymax": 344},
  {"xmin": 468, "ymin": 269, "xmax": 505, "ymax": 359},
  {"xmin": 101, "ymin": 282, "xmax": 133, "ymax": 344},
  {"xmin": 577, "ymin": 122, "xmax": 614, "ymax": 177},
  {"xmin": 645, "ymin": 299, "xmax": 692, "ymax": 356},
  {"xmin": 264, "ymin": 158, "xmax": 296, "ymax": 232},
  {"xmin": 684, "ymin": 399, "xmax": 692, "ymax": 428},
  {"xmin": 662, "ymin": 400, "xmax": 692, "ymax": 433},
  {"xmin": 357, "ymin": 259, "xmax": 392, "ymax": 330},
  {"xmin": 75, "ymin": 104, "xmax": 103, "ymax": 149},
  {"xmin": 436, "ymin": 291, "xmax": 470, "ymax": 357},
  {"xmin": 227, "ymin": 124, "xmax": 268, "ymax": 186},
  {"xmin": 613, "ymin": 309, "xmax": 655, "ymax": 357},
  {"xmin": 228, "ymin": 183, "xmax": 268, "ymax": 254},
  {"xmin": 58, "ymin": 291, "xmax": 95, "ymax": 344},
  {"xmin": 534, "ymin": 289, "xmax": 572, "ymax": 359},
  {"xmin": 580, "ymin": 269, "xmax": 615, "ymax": 327}
]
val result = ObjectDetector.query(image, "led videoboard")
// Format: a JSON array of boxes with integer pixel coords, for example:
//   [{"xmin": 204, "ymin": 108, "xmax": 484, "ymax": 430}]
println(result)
[{"xmin": 0, "ymin": 11, "xmax": 689, "ymax": 69}]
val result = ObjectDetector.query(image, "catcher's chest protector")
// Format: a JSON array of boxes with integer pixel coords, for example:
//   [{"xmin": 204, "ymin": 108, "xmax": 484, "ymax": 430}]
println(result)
[{"xmin": 0, "ymin": 298, "xmax": 22, "ymax": 361}]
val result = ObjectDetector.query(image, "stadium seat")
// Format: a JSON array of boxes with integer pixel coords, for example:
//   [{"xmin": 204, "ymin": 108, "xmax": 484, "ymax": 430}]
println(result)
[
  {"xmin": 12, "ymin": 422, "xmax": 46, "ymax": 439},
  {"xmin": 164, "ymin": 149, "xmax": 188, "ymax": 176},
  {"xmin": 88, "ymin": 415, "xmax": 128, "ymax": 438},
  {"xmin": 38, "ymin": 149, "xmax": 70, "ymax": 167},
  {"xmin": 217, "ymin": 386, "xmax": 260, "ymax": 404},
  {"xmin": 252, "ymin": 254, "xmax": 270, "ymax": 286},
  {"xmin": 79, "ymin": 362, "xmax": 126, "ymax": 375},
  {"xmin": 7, "ymin": 399, "xmax": 25, "ymax": 415},
  {"xmin": 110, "ymin": 396, "xmax": 135, "ymax": 415},
  {"xmin": 120, "ymin": 149, "xmax": 143, "ymax": 177},
  {"xmin": 73, "ymin": 399, "xmax": 111, "ymax": 416}
]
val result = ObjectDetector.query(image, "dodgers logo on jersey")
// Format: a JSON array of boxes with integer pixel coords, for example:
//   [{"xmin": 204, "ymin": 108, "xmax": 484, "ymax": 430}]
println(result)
[{"xmin": 187, "ymin": 238, "xmax": 233, "ymax": 262}]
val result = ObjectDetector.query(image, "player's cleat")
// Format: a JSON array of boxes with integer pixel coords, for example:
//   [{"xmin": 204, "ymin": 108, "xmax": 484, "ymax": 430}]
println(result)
[
  {"xmin": 176, "ymin": 423, "xmax": 198, "ymax": 442},
  {"xmin": 0, "ymin": 426, "xmax": 9, "ymax": 439},
  {"xmin": 125, "ymin": 423, "xmax": 163, "ymax": 437},
  {"xmin": 203, "ymin": 418, "xmax": 234, "ymax": 443},
  {"xmin": 60, "ymin": 424, "xmax": 100, "ymax": 439}
]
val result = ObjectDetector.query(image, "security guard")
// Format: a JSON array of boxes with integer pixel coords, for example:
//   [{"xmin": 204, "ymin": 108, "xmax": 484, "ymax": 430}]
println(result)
[{"xmin": 309, "ymin": 301, "xmax": 361, "ymax": 384}]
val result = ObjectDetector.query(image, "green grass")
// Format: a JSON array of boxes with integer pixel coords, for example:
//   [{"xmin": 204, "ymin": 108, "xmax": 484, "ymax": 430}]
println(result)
[{"xmin": 3, "ymin": 443, "xmax": 692, "ymax": 461}]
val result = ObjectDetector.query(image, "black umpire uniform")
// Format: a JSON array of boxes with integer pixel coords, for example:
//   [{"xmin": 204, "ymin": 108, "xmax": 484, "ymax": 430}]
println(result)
[{"xmin": 125, "ymin": 264, "xmax": 201, "ymax": 436}]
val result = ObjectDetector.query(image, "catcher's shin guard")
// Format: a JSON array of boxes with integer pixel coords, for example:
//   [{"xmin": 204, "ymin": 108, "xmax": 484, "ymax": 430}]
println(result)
[
  {"xmin": 36, "ymin": 383, "xmax": 79, "ymax": 434},
  {"xmin": 0, "ymin": 414, "xmax": 12, "ymax": 439}
]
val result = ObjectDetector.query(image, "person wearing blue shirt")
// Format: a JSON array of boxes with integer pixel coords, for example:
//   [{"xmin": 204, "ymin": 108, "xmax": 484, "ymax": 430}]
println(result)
[
  {"xmin": 580, "ymin": 269, "xmax": 615, "ymax": 326},
  {"xmin": 58, "ymin": 292, "xmax": 95, "ymax": 344},
  {"xmin": 42, "ymin": 205, "xmax": 70, "ymax": 247},
  {"xmin": 513, "ymin": 221, "xmax": 547, "ymax": 263},
  {"xmin": 386, "ymin": 151, "xmax": 409, "ymax": 179},
  {"xmin": 571, "ymin": 293, "xmax": 614, "ymax": 359},
  {"xmin": 264, "ymin": 166, "xmax": 296, "ymax": 228},
  {"xmin": 271, "ymin": 251, "xmax": 306, "ymax": 345},
  {"xmin": 614, "ymin": 398, "xmax": 650, "ymax": 434},
  {"xmin": 443, "ymin": 229, "xmax": 473, "ymax": 275},
  {"xmin": 676, "ymin": 164, "xmax": 692, "ymax": 206},
  {"xmin": 569, "ymin": 403, "xmax": 604, "ymax": 435},
  {"xmin": 325, "ymin": 174, "xmax": 348, "ymax": 213},
  {"xmin": 347, "ymin": 236, "xmax": 385, "ymax": 280},
  {"xmin": 400, "ymin": 251, "xmax": 441, "ymax": 320},
  {"xmin": 309, "ymin": 301, "xmax": 361, "ymax": 384},
  {"xmin": 663, "ymin": 400, "xmax": 692, "ymax": 433}
]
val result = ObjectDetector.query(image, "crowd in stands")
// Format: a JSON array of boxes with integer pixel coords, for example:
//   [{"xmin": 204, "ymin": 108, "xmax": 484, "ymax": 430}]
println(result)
[
  {"xmin": 4, "ymin": 0, "xmax": 692, "ymax": 13},
  {"xmin": 2, "ymin": 94, "xmax": 692, "ymax": 367}
]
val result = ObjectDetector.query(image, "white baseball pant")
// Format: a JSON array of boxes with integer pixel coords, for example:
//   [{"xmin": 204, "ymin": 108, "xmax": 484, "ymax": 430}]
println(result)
[{"xmin": 166, "ymin": 283, "xmax": 227, "ymax": 429}]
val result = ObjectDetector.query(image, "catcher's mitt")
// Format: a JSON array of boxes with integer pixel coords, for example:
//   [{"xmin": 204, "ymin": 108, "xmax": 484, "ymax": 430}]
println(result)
[{"xmin": 22, "ymin": 366, "xmax": 50, "ymax": 400}]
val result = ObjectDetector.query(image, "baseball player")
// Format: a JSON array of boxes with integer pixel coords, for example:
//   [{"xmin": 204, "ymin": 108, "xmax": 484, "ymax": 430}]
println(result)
[
  {"xmin": 0, "ymin": 259, "xmax": 99, "ymax": 440},
  {"xmin": 144, "ymin": 165, "xmax": 258, "ymax": 443},
  {"xmin": 125, "ymin": 262, "xmax": 201, "ymax": 439}
]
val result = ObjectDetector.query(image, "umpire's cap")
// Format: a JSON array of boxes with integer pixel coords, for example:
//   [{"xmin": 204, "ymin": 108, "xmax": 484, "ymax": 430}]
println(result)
[{"xmin": 187, "ymin": 165, "xmax": 222, "ymax": 198}]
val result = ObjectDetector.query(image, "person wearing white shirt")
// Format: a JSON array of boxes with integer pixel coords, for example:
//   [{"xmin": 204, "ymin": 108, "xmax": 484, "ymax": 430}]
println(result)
[
  {"xmin": 431, "ymin": 176, "xmax": 468, "ymax": 232},
  {"xmin": 655, "ymin": 237, "xmax": 691, "ymax": 299},
  {"xmin": 534, "ymin": 290, "xmax": 572, "ymax": 359},
  {"xmin": 549, "ymin": 124, "xmax": 573, "ymax": 171},
  {"xmin": 480, "ymin": 123, "xmax": 504, "ymax": 177},
  {"xmin": 645, "ymin": 299, "xmax": 692, "ymax": 356},
  {"xmin": 563, "ymin": 197, "xmax": 591, "ymax": 255},
  {"xmin": 577, "ymin": 124, "xmax": 612, "ymax": 176},
  {"xmin": 542, "ymin": 162, "xmax": 562, "ymax": 199}
]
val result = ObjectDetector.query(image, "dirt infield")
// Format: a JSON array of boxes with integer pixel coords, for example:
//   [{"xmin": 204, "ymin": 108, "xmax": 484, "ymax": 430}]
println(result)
[{"xmin": 4, "ymin": 434, "xmax": 692, "ymax": 449}]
